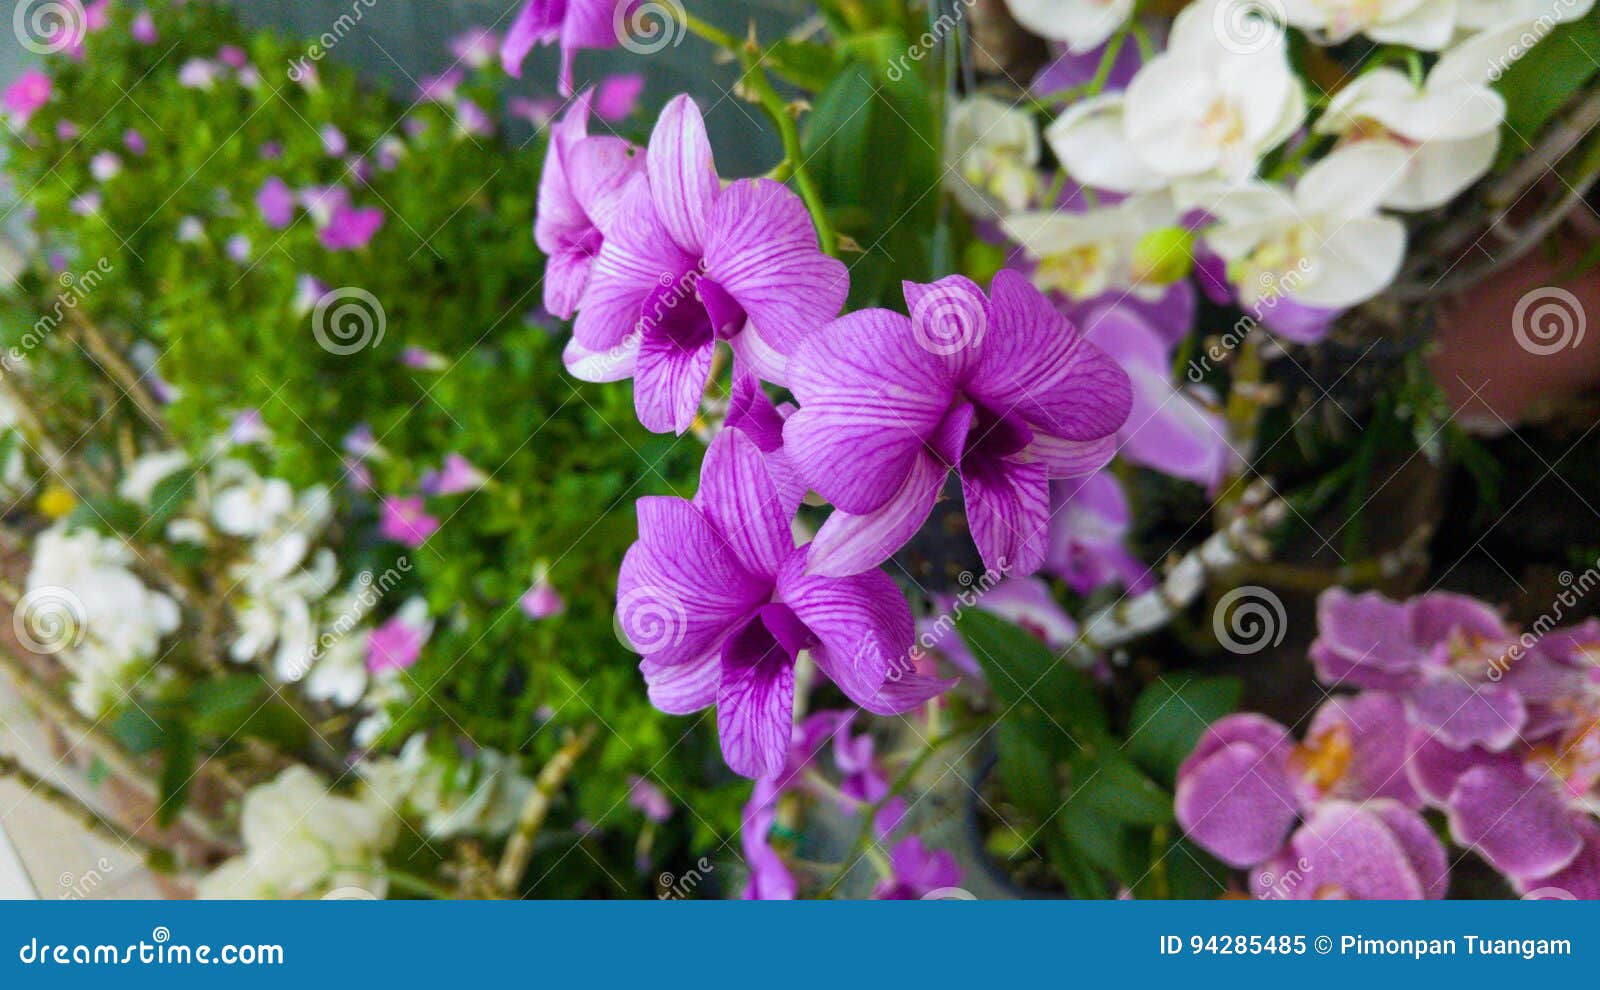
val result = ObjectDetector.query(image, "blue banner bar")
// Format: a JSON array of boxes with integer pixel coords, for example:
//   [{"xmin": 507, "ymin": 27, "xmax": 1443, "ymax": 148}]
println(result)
[{"xmin": 0, "ymin": 901, "xmax": 1593, "ymax": 986}]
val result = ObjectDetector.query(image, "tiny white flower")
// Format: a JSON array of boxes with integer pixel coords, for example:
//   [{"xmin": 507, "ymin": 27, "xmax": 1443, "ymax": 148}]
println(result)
[
  {"xmin": 1282, "ymin": 0, "xmax": 1459, "ymax": 51},
  {"xmin": 1002, "ymin": 192, "xmax": 1182, "ymax": 300},
  {"xmin": 212, "ymin": 473, "xmax": 295, "ymax": 537},
  {"xmin": 1316, "ymin": 62, "xmax": 1504, "ymax": 210},
  {"xmin": 118, "ymin": 449, "xmax": 190, "ymax": 506},
  {"xmin": 946, "ymin": 95, "xmax": 1043, "ymax": 218},
  {"xmin": 1201, "ymin": 142, "xmax": 1410, "ymax": 309}
]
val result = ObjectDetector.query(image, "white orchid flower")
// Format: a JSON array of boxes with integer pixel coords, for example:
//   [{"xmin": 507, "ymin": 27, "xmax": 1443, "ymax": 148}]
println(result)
[
  {"xmin": 1200, "ymin": 142, "xmax": 1410, "ymax": 309},
  {"xmin": 1281, "ymin": 0, "xmax": 1459, "ymax": 50},
  {"xmin": 946, "ymin": 95, "xmax": 1042, "ymax": 218},
  {"xmin": 1002, "ymin": 192, "xmax": 1183, "ymax": 300},
  {"xmin": 1051, "ymin": 0, "xmax": 1304, "ymax": 193},
  {"xmin": 1003, "ymin": 0, "xmax": 1136, "ymax": 54},
  {"xmin": 1316, "ymin": 62, "xmax": 1504, "ymax": 210}
]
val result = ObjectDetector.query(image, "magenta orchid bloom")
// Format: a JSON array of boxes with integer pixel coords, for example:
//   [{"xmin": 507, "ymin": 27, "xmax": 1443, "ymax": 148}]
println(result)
[
  {"xmin": 1312, "ymin": 589, "xmax": 1568, "ymax": 752},
  {"xmin": 2, "ymin": 71, "xmax": 52, "ymax": 126},
  {"xmin": 450, "ymin": 27, "xmax": 500, "ymax": 68},
  {"xmin": 1252, "ymin": 799, "xmax": 1448, "ymax": 900},
  {"xmin": 501, "ymin": 0, "xmax": 635, "ymax": 95},
  {"xmin": 257, "ymin": 177, "xmax": 295, "ymax": 228},
  {"xmin": 871, "ymin": 836, "xmax": 963, "ymax": 900},
  {"xmin": 784, "ymin": 270, "xmax": 1131, "ymax": 579},
  {"xmin": 617, "ymin": 429, "xmax": 952, "ymax": 778},
  {"xmin": 131, "ymin": 11, "xmax": 158, "ymax": 45},
  {"xmin": 1176, "ymin": 694, "xmax": 1422, "ymax": 871},
  {"xmin": 1080, "ymin": 304, "xmax": 1237, "ymax": 490},
  {"xmin": 1047, "ymin": 471, "xmax": 1152, "ymax": 595},
  {"xmin": 723, "ymin": 376, "xmax": 804, "ymax": 516},
  {"xmin": 420, "ymin": 453, "xmax": 488, "ymax": 496},
  {"xmin": 319, "ymin": 200, "xmax": 384, "ymax": 251},
  {"xmin": 536, "ymin": 89, "xmax": 641, "ymax": 321},
  {"xmin": 379, "ymin": 495, "xmax": 440, "ymax": 547},
  {"xmin": 366, "ymin": 601, "xmax": 432, "ymax": 674},
  {"xmin": 568, "ymin": 96, "xmax": 848, "ymax": 434}
]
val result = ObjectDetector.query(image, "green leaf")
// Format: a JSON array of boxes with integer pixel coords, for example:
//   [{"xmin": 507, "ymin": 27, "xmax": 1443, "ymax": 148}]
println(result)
[
  {"xmin": 955, "ymin": 610, "xmax": 1107, "ymax": 739},
  {"xmin": 766, "ymin": 40, "xmax": 841, "ymax": 92},
  {"xmin": 1494, "ymin": 16, "xmax": 1600, "ymax": 164},
  {"xmin": 156, "ymin": 720, "xmax": 195, "ymax": 828},
  {"xmin": 1125, "ymin": 674, "xmax": 1243, "ymax": 784},
  {"xmin": 108, "ymin": 707, "xmax": 166, "ymax": 755},
  {"xmin": 995, "ymin": 713, "xmax": 1061, "ymax": 822},
  {"xmin": 1072, "ymin": 749, "xmax": 1175, "ymax": 828},
  {"xmin": 186, "ymin": 674, "xmax": 265, "ymax": 736}
]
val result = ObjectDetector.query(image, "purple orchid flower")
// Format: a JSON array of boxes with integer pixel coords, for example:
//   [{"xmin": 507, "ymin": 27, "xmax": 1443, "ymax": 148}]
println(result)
[
  {"xmin": 123, "ymin": 129, "xmax": 147, "ymax": 156},
  {"xmin": 2, "ymin": 71, "xmax": 51, "ymax": 126},
  {"xmin": 618, "ymin": 429, "xmax": 953, "ymax": 778},
  {"xmin": 1046, "ymin": 471, "xmax": 1152, "ymax": 595},
  {"xmin": 450, "ymin": 27, "xmax": 500, "ymax": 68},
  {"xmin": 1176, "ymin": 693, "xmax": 1420, "ymax": 869},
  {"xmin": 501, "ymin": 0, "xmax": 636, "ymax": 94},
  {"xmin": 872, "ymin": 836, "xmax": 964, "ymax": 900},
  {"xmin": 627, "ymin": 775, "xmax": 673, "ymax": 823},
  {"xmin": 1080, "ymin": 304, "xmax": 1238, "ymax": 490},
  {"xmin": 595, "ymin": 73, "xmax": 645, "ymax": 120},
  {"xmin": 131, "ymin": 11, "xmax": 158, "ymax": 45},
  {"xmin": 741, "ymin": 776, "xmax": 798, "ymax": 900},
  {"xmin": 418, "ymin": 69, "xmax": 464, "ymax": 103},
  {"xmin": 366, "ymin": 600, "xmax": 433, "ymax": 674},
  {"xmin": 784, "ymin": 270, "xmax": 1131, "ymax": 578},
  {"xmin": 723, "ymin": 376, "xmax": 804, "ymax": 515},
  {"xmin": 318, "ymin": 200, "xmax": 384, "ymax": 251},
  {"xmin": 520, "ymin": 573, "xmax": 565, "ymax": 620},
  {"xmin": 830, "ymin": 712, "xmax": 907, "ymax": 836},
  {"xmin": 1311, "ymin": 589, "xmax": 1564, "ymax": 753},
  {"xmin": 419, "ymin": 453, "xmax": 488, "ymax": 496},
  {"xmin": 257, "ymin": 177, "xmax": 296, "ymax": 229},
  {"xmin": 536, "ymin": 89, "xmax": 641, "ymax": 321},
  {"xmin": 1252, "ymin": 799, "xmax": 1447, "ymax": 900},
  {"xmin": 567, "ymin": 96, "xmax": 848, "ymax": 434},
  {"xmin": 379, "ymin": 495, "xmax": 440, "ymax": 547}
]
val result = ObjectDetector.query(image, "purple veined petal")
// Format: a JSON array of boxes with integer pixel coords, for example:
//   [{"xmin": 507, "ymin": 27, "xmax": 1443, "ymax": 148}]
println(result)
[
  {"xmin": 725, "ymin": 377, "xmax": 805, "ymax": 517},
  {"xmin": 1404, "ymin": 677, "xmax": 1527, "ymax": 752},
  {"xmin": 727, "ymin": 318, "xmax": 791, "ymax": 386},
  {"xmin": 784, "ymin": 308, "xmax": 957, "ymax": 514},
  {"xmin": 1310, "ymin": 588, "xmax": 1428, "ymax": 690},
  {"xmin": 1519, "ymin": 821, "xmax": 1600, "ymax": 899},
  {"xmin": 634, "ymin": 324, "xmax": 716, "ymax": 434},
  {"xmin": 1175, "ymin": 728, "xmax": 1299, "ymax": 869},
  {"xmin": 852, "ymin": 669, "xmax": 959, "ymax": 716},
  {"xmin": 573, "ymin": 175, "xmax": 697, "ymax": 351},
  {"xmin": 1027, "ymin": 433, "xmax": 1117, "ymax": 478},
  {"xmin": 1299, "ymin": 692, "xmax": 1420, "ymax": 806},
  {"xmin": 804, "ymin": 451, "xmax": 946, "ymax": 578},
  {"xmin": 617, "ymin": 497, "xmax": 766, "ymax": 667},
  {"xmin": 706, "ymin": 179, "xmax": 849, "ymax": 359},
  {"xmin": 694, "ymin": 429, "xmax": 794, "ymax": 579},
  {"xmin": 1290, "ymin": 800, "xmax": 1443, "ymax": 900},
  {"xmin": 961, "ymin": 455, "xmax": 1052, "ymax": 578},
  {"xmin": 903, "ymin": 274, "xmax": 991, "ymax": 380},
  {"xmin": 779, "ymin": 554, "xmax": 909, "ymax": 700},
  {"xmin": 965, "ymin": 269, "xmax": 1132, "ymax": 443},
  {"xmin": 640, "ymin": 651, "xmax": 719, "ymax": 714},
  {"xmin": 718, "ymin": 614, "xmax": 799, "ymax": 779},
  {"xmin": 499, "ymin": 0, "xmax": 556, "ymax": 78},
  {"xmin": 1448, "ymin": 762, "xmax": 1584, "ymax": 881},
  {"xmin": 545, "ymin": 247, "xmax": 600, "ymax": 324},
  {"xmin": 647, "ymin": 95, "xmax": 720, "ymax": 257},
  {"xmin": 562, "ymin": 333, "xmax": 638, "ymax": 382},
  {"xmin": 538, "ymin": 132, "xmax": 642, "ymax": 318}
]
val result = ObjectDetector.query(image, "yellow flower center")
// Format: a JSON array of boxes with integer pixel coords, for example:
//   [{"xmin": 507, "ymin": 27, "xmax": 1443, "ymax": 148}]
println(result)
[{"xmin": 1290, "ymin": 722, "xmax": 1353, "ymax": 795}]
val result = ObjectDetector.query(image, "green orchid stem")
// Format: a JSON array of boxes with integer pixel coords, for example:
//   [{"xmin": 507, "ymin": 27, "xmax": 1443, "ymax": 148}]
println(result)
[
  {"xmin": 674, "ymin": 7, "xmax": 839, "ymax": 256},
  {"xmin": 742, "ymin": 54, "xmax": 840, "ymax": 257}
]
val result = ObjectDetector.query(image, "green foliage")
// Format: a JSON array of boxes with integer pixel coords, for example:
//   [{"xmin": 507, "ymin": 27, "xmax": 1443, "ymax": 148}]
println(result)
[{"xmin": 956, "ymin": 610, "xmax": 1241, "ymax": 897}]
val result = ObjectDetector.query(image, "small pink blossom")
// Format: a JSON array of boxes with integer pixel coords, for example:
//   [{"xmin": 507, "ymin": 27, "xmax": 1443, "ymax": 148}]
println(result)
[
  {"xmin": 3, "ymin": 72, "xmax": 52, "ymax": 126},
  {"xmin": 379, "ymin": 495, "xmax": 439, "ymax": 547}
]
